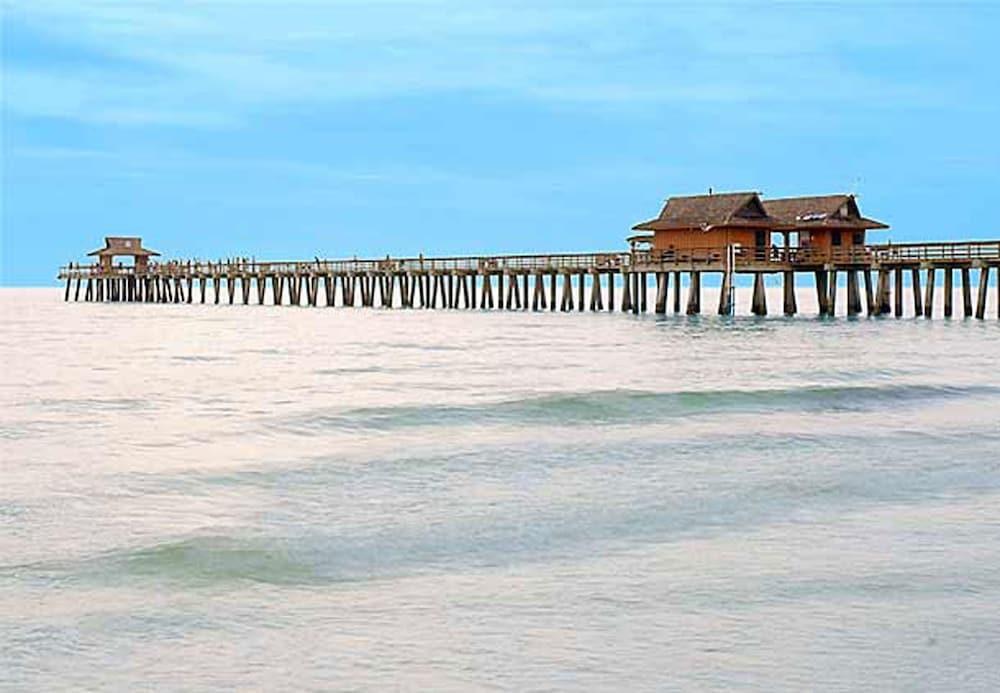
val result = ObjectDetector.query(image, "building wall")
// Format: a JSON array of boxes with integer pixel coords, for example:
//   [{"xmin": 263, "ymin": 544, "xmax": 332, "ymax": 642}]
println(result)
[
  {"xmin": 652, "ymin": 227, "xmax": 766, "ymax": 255},
  {"xmin": 799, "ymin": 229, "xmax": 866, "ymax": 253}
]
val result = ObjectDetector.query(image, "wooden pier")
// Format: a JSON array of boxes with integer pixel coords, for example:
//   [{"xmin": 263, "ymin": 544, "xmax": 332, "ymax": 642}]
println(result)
[{"xmin": 58, "ymin": 240, "xmax": 999, "ymax": 319}]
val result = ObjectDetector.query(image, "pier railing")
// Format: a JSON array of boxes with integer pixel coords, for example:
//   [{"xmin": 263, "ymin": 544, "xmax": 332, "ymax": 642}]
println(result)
[
  {"xmin": 58, "ymin": 240, "xmax": 1000, "ymax": 279},
  {"xmin": 868, "ymin": 241, "xmax": 1000, "ymax": 262}
]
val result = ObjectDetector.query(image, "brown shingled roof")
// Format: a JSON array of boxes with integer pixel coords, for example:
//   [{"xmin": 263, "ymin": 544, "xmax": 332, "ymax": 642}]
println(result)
[
  {"xmin": 763, "ymin": 194, "xmax": 888, "ymax": 230},
  {"xmin": 632, "ymin": 191, "xmax": 774, "ymax": 231},
  {"xmin": 87, "ymin": 236, "xmax": 161, "ymax": 257}
]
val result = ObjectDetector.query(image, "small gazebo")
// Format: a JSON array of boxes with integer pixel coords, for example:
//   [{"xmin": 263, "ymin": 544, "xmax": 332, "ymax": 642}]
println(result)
[{"xmin": 87, "ymin": 236, "xmax": 160, "ymax": 272}]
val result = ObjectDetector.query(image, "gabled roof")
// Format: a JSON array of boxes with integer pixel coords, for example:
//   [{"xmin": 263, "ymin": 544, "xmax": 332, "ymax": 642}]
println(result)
[
  {"xmin": 763, "ymin": 194, "xmax": 889, "ymax": 230},
  {"xmin": 87, "ymin": 236, "xmax": 161, "ymax": 257},
  {"xmin": 632, "ymin": 191, "xmax": 774, "ymax": 231}
]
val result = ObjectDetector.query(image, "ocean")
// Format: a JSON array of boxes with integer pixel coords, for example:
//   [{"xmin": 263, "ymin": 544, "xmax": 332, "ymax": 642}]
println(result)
[{"xmin": 2, "ymin": 286, "xmax": 999, "ymax": 691}]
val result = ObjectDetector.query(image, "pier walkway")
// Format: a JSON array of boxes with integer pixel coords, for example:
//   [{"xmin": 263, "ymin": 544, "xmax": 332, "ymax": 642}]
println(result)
[{"xmin": 58, "ymin": 240, "xmax": 1000, "ymax": 319}]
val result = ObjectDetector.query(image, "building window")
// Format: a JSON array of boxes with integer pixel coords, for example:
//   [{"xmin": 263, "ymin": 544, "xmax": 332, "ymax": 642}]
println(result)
[{"xmin": 832, "ymin": 231, "xmax": 842, "ymax": 247}]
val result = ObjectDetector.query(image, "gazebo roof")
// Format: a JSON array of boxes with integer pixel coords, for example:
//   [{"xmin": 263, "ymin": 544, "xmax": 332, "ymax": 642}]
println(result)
[
  {"xmin": 763, "ymin": 195, "xmax": 889, "ymax": 230},
  {"xmin": 87, "ymin": 236, "xmax": 161, "ymax": 257},
  {"xmin": 633, "ymin": 191, "xmax": 774, "ymax": 232}
]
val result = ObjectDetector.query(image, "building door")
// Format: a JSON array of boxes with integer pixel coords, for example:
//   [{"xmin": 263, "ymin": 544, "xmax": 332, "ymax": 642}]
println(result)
[{"xmin": 754, "ymin": 230, "xmax": 767, "ymax": 260}]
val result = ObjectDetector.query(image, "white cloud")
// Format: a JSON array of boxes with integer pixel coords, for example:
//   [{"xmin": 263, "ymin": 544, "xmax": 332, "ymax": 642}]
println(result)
[{"xmin": 2, "ymin": 1, "xmax": 956, "ymax": 127}]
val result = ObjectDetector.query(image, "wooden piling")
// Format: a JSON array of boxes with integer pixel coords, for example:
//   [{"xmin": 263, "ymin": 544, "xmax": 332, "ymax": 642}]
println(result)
[
  {"xmin": 640, "ymin": 272, "xmax": 647, "ymax": 313},
  {"xmin": 782, "ymin": 271, "xmax": 796, "ymax": 316},
  {"xmin": 577, "ymin": 273, "xmax": 585, "ymax": 312},
  {"xmin": 975, "ymin": 265, "xmax": 990, "ymax": 320},
  {"xmin": 828, "ymin": 270, "xmax": 838, "ymax": 316},
  {"xmin": 751, "ymin": 272, "xmax": 767, "ymax": 316},
  {"xmin": 911, "ymin": 268, "xmax": 922, "ymax": 317},
  {"xmin": 923, "ymin": 268, "xmax": 935, "ymax": 318},
  {"xmin": 876, "ymin": 269, "xmax": 891, "ymax": 315},
  {"xmin": 686, "ymin": 271, "xmax": 701, "ymax": 315},
  {"xmin": 847, "ymin": 270, "xmax": 861, "ymax": 316},
  {"xmin": 893, "ymin": 267, "xmax": 903, "ymax": 317},
  {"xmin": 608, "ymin": 273, "xmax": 615, "ymax": 312},
  {"xmin": 863, "ymin": 270, "xmax": 874, "ymax": 316},
  {"xmin": 656, "ymin": 272, "xmax": 669, "ymax": 314},
  {"xmin": 944, "ymin": 268, "xmax": 953, "ymax": 318},
  {"xmin": 717, "ymin": 268, "xmax": 733, "ymax": 316},
  {"xmin": 621, "ymin": 272, "xmax": 632, "ymax": 312},
  {"xmin": 961, "ymin": 267, "xmax": 973, "ymax": 317},
  {"xmin": 815, "ymin": 271, "xmax": 829, "ymax": 316},
  {"xmin": 548, "ymin": 273, "xmax": 556, "ymax": 312},
  {"xmin": 673, "ymin": 271, "xmax": 682, "ymax": 313},
  {"xmin": 631, "ymin": 272, "xmax": 639, "ymax": 315}
]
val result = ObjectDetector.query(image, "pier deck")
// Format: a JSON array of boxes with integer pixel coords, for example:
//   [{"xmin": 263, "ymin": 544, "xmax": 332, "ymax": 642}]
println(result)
[{"xmin": 58, "ymin": 240, "xmax": 1000, "ymax": 319}]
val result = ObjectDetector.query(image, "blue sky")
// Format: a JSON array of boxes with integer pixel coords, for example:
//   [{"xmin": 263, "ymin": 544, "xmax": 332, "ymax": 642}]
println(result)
[{"xmin": 2, "ymin": 1, "xmax": 998, "ymax": 285}]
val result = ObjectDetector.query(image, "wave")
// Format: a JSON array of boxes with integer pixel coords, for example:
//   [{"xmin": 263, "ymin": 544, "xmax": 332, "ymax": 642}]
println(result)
[{"xmin": 273, "ymin": 383, "xmax": 999, "ymax": 434}]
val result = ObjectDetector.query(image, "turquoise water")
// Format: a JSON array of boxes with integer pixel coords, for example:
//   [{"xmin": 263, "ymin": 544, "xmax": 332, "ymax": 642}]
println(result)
[{"xmin": 2, "ymin": 288, "xmax": 999, "ymax": 691}]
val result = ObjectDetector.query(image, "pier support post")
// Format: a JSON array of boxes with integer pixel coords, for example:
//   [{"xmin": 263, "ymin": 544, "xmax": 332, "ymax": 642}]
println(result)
[
  {"xmin": 911, "ymin": 268, "xmax": 922, "ymax": 317},
  {"xmin": 828, "ymin": 270, "xmax": 838, "ymax": 316},
  {"xmin": 75, "ymin": 277, "xmax": 82, "ymax": 302},
  {"xmin": 481, "ymin": 274, "xmax": 492, "ymax": 309},
  {"xmin": 64, "ymin": 277, "xmax": 71, "ymax": 301},
  {"xmin": 961, "ymin": 267, "xmax": 973, "ymax": 317},
  {"xmin": 608, "ymin": 272, "xmax": 615, "ymax": 312},
  {"xmin": 924, "ymin": 268, "xmax": 935, "ymax": 318},
  {"xmin": 497, "ymin": 274, "xmax": 504, "ymax": 310},
  {"xmin": 847, "ymin": 270, "xmax": 861, "ymax": 316},
  {"xmin": 686, "ymin": 271, "xmax": 701, "ymax": 315},
  {"xmin": 549, "ymin": 273, "xmax": 557, "ymax": 312},
  {"xmin": 944, "ymin": 268, "xmax": 954, "ymax": 318},
  {"xmin": 976, "ymin": 266, "xmax": 990, "ymax": 320},
  {"xmin": 847, "ymin": 269, "xmax": 861, "ymax": 317},
  {"xmin": 656, "ymin": 273, "xmax": 669, "ymax": 314},
  {"xmin": 578, "ymin": 273, "xmax": 585, "ymax": 312},
  {"xmin": 631, "ymin": 272, "xmax": 639, "ymax": 315},
  {"xmin": 532, "ymin": 273, "xmax": 544, "ymax": 310},
  {"xmin": 621, "ymin": 272, "xmax": 632, "ymax": 313},
  {"xmin": 894, "ymin": 267, "xmax": 903, "ymax": 317},
  {"xmin": 752, "ymin": 272, "xmax": 767, "ymax": 316},
  {"xmin": 640, "ymin": 272, "xmax": 647, "ymax": 313},
  {"xmin": 323, "ymin": 275, "xmax": 334, "ymax": 306},
  {"xmin": 784, "ymin": 271, "xmax": 797, "ymax": 316},
  {"xmin": 521, "ymin": 274, "xmax": 529, "ymax": 311},
  {"xmin": 562, "ymin": 273, "xmax": 574, "ymax": 311},
  {"xmin": 718, "ymin": 269, "xmax": 733, "ymax": 316},
  {"xmin": 876, "ymin": 269, "xmax": 891, "ymax": 315},
  {"xmin": 863, "ymin": 270, "xmax": 874, "ymax": 316},
  {"xmin": 815, "ymin": 271, "xmax": 830, "ymax": 316},
  {"xmin": 85, "ymin": 278, "xmax": 93, "ymax": 301},
  {"xmin": 673, "ymin": 271, "xmax": 682, "ymax": 313}
]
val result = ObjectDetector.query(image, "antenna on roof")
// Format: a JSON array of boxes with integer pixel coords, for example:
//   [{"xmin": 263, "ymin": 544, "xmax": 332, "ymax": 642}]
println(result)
[{"xmin": 850, "ymin": 176, "xmax": 861, "ymax": 197}]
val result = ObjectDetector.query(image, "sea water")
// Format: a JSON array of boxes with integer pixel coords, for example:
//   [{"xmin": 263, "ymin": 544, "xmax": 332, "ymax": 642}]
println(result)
[{"xmin": 2, "ymin": 287, "xmax": 999, "ymax": 691}]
